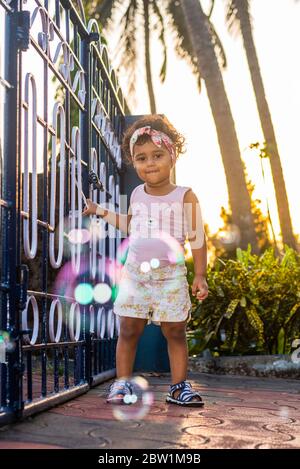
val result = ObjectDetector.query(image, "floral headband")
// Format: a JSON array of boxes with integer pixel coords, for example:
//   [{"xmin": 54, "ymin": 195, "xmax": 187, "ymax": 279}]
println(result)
[{"xmin": 129, "ymin": 126, "xmax": 176, "ymax": 164}]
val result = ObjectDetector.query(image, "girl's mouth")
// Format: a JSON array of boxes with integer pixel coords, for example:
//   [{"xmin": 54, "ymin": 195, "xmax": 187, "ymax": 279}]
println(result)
[{"xmin": 146, "ymin": 170, "xmax": 158, "ymax": 174}]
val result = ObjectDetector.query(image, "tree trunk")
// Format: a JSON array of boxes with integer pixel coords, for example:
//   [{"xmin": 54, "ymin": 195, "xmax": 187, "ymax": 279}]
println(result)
[
  {"xmin": 180, "ymin": 0, "xmax": 258, "ymax": 252},
  {"xmin": 236, "ymin": 0, "xmax": 296, "ymax": 249},
  {"xmin": 143, "ymin": 0, "xmax": 157, "ymax": 113}
]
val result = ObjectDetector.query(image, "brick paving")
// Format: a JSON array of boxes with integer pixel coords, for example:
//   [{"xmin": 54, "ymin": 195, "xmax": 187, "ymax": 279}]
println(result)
[{"xmin": 0, "ymin": 372, "xmax": 300, "ymax": 449}]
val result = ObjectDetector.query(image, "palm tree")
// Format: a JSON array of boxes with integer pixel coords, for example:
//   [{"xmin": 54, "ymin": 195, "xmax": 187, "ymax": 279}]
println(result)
[
  {"xmin": 224, "ymin": 0, "xmax": 297, "ymax": 249},
  {"xmin": 84, "ymin": 0, "xmax": 259, "ymax": 251},
  {"xmin": 83, "ymin": 0, "xmax": 167, "ymax": 113},
  {"xmin": 178, "ymin": 0, "xmax": 258, "ymax": 251}
]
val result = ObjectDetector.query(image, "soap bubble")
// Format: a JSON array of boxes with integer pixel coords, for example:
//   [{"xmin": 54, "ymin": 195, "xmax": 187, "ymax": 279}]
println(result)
[
  {"xmin": 215, "ymin": 224, "xmax": 241, "ymax": 251},
  {"xmin": 140, "ymin": 261, "xmax": 151, "ymax": 273},
  {"xmin": 0, "ymin": 331, "xmax": 15, "ymax": 363},
  {"xmin": 112, "ymin": 376, "xmax": 154, "ymax": 421},
  {"xmin": 68, "ymin": 228, "xmax": 91, "ymax": 245},
  {"xmin": 74, "ymin": 283, "xmax": 94, "ymax": 305},
  {"xmin": 128, "ymin": 231, "xmax": 185, "ymax": 267},
  {"xmin": 115, "ymin": 238, "xmax": 130, "ymax": 266},
  {"xmin": 53, "ymin": 256, "xmax": 115, "ymax": 307},
  {"xmin": 150, "ymin": 258, "xmax": 160, "ymax": 269},
  {"xmin": 94, "ymin": 283, "xmax": 112, "ymax": 304},
  {"xmin": 220, "ymin": 329, "xmax": 226, "ymax": 342},
  {"xmin": 279, "ymin": 407, "xmax": 290, "ymax": 419}
]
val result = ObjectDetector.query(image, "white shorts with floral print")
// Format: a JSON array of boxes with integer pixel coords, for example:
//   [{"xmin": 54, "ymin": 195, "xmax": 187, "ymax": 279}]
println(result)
[{"xmin": 113, "ymin": 261, "xmax": 192, "ymax": 325}]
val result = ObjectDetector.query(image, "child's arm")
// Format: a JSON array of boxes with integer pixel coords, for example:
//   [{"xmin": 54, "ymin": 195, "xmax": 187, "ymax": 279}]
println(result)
[
  {"xmin": 183, "ymin": 190, "xmax": 208, "ymax": 301},
  {"xmin": 82, "ymin": 199, "xmax": 132, "ymax": 236}
]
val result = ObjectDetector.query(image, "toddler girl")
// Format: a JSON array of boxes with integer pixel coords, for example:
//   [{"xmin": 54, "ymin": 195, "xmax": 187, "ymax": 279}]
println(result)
[{"xmin": 83, "ymin": 115, "xmax": 208, "ymax": 406}]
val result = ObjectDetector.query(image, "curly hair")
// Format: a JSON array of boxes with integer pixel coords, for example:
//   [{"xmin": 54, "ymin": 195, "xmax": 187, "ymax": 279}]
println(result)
[{"xmin": 121, "ymin": 114, "xmax": 186, "ymax": 166}]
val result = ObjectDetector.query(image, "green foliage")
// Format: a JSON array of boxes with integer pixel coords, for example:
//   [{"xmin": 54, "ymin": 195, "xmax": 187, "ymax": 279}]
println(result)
[
  {"xmin": 209, "ymin": 163, "xmax": 273, "ymax": 263},
  {"xmin": 187, "ymin": 245, "xmax": 300, "ymax": 356}
]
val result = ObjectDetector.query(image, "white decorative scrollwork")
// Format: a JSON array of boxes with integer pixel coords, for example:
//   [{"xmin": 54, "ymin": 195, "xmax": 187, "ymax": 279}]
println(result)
[
  {"xmin": 49, "ymin": 38, "xmax": 63, "ymax": 66},
  {"xmin": 30, "ymin": 6, "xmax": 48, "ymax": 52},
  {"xmin": 108, "ymin": 175, "xmax": 116, "ymax": 284},
  {"xmin": 72, "ymin": 70, "xmax": 86, "ymax": 106},
  {"xmin": 90, "ymin": 148, "xmax": 98, "ymax": 280},
  {"xmin": 69, "ymin": 302, "xmax": 81, "ymax": 342},
  {"xmin": 70, "ymin": 126, "xmax": 83, "ymax": 274},
  {"xmin": 117, "ymin": 87, "xmax": 124, "ymax": 111},
  {"xmin": 99, "ymin": 162, "xmax": 107, "ymax": 282},
  {"xmin": 115, "ymin": 314, "xmax": 120, "ymax": 337},
  {"xmin": 59, "ymin": 43, "xmax": 74, "ymax": 83},
  {"xmin": 30, "ymin": 7, "xmax": 85, "ymax": 109},
  {"xmin": 100, "ymin": 44, "xmax": 110, "ymax": 73},
  {"xmin": 89, "ymin": 304, "xmax": 95, "ymax": 334},
  {"xmin": 49, "ymin": 299, "xmax": 62, "ymax": 343},
  {"xmin": 112, "ymin": 137, "xmax": 122, "ymax": 169},
  {"xmin": 96, "ymin": 306, "xmax": 106, "ymax": 339},
  {"xmin": 22, "ymin": 295, "xmax": 39, "ymax": 345},
  {"xmin": 23, "ymin": 73, "xmax": 38, "ymax": 259},
  {"xmin": 91, "ymin": 97, "xmax": 106, "ymax": 131},
  {"xmin": 87, "ymin": 19, "xmax": 101, "ymax": 36},
  {"xmin": 91, "ymin": 97, "xmax": 121, "ymax": 167},
  {"xmin": 110, "ymin": 67, "xmax": 117, "ymax": 91},
  {"xmin": 107, "ymin": 309, "xmax": 114, "ymax": 339},
  {"xmin": 49, "ymin": 102, "xmax": 65, "ymax": 269}
]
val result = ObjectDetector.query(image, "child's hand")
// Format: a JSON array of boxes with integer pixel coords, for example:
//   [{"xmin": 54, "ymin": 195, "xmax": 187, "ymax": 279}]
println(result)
[
  {"xmin": 82, "ymin": 198, "xmax": 98, "ymax": 217},
  {"xmin": 192, "ymin": 275, "xmax": 208, "ymax": 301}
]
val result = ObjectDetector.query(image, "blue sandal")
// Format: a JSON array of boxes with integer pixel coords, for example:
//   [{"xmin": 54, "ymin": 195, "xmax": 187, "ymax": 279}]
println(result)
[
  {"xmin": 166, "ymin": 380, "xmax": 204, "ymax": 407},
  {"xmin": 106, "ymin": 379, "xmax": 133, "ymax": 404}
]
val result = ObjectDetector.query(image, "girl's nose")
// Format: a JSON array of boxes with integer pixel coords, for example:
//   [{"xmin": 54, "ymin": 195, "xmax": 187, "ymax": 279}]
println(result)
[{"xmin": 146, "ymin": 161, "xmax": 156, "ymax": 167}]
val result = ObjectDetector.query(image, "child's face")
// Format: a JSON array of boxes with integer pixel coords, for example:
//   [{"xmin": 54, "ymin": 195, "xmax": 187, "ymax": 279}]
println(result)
[{"xmin": 132, "ymin": 140, "xmax": 173, "ymax": 183}]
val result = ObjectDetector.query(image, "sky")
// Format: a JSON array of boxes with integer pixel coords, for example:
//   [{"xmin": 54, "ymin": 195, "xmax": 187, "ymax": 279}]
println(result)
[
  {"xmin": 105, "ymin": 0, "xmax": 300, "ymax": 238},
  {"xmin": 3, "ymin": 0, "xmax": 299, "ymax": 241}
]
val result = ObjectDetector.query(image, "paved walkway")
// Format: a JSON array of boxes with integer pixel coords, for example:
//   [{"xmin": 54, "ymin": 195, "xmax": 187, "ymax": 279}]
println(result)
[{"xmin": 0, "ymin": 372, "xmax": 300, "ymax": 449}]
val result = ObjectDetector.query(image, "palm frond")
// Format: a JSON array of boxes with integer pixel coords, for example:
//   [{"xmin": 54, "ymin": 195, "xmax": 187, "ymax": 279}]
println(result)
[
  {"xmin": 94, "ymin": 0, "xmax": 123, "ymax": 28},
  {"xmin": 117, "ymin": 0, "xmax": 139, "ymax": 99},
  {"xmin": 224, "ymin": 0, "xmax": 238, "ymax": 33},
  {"xmin": 151, "ymin": 1, "xmax": 168, "ymax": 83},
  {"xmin": 207, "ymin": 18, "xmax": 227, "ymax": 68},
  {"xmin": 224, "ymin": 0, "xmax": 251, "ymax": 37},
  {"xmin": 208, "ymin": 0, "xmax": 215, "ymax": 18},
  {"xmin": 166, "ymin": 0, "xmax": 202, "ymax": 92}
]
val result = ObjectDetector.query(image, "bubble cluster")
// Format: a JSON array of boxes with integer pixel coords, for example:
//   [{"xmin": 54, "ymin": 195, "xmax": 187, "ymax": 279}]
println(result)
[
  {"xmin": 112, "ymin": 376, "xmax": 154, "ymax": 421},
  {"xmin": 53, "ymin": 259, "xmax": 114, "ymax": 307}
]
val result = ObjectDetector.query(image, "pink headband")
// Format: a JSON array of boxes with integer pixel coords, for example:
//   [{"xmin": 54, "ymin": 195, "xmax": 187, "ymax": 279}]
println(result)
[{"xmin": 129, "ymin": 126, "xmax": 176, "ymax": 163}]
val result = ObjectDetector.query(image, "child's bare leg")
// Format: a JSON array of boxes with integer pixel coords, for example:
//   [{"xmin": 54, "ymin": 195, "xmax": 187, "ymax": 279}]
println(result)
[
  {"xmin": 116, "ymin": 316, "xmax": 147, "ymax": 379},
  {"xmin": 161, "ymin": 320, "xmax": 198, "ymax": 401},
  {"xmin": 161, "ymin": 320, "xmax": 188, "ymax": 385}
]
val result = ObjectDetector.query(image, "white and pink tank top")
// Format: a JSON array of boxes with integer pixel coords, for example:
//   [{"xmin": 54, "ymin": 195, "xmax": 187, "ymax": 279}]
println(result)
[{"xmin": 126, "ymin": 183, "xmax": 192, "ymax": 266}]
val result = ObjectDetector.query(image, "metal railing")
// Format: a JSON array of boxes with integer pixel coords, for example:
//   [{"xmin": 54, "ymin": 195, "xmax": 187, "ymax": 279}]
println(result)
[{"xmin": 0, "ymin": 0, "xmax": 128, "ymax": 424}]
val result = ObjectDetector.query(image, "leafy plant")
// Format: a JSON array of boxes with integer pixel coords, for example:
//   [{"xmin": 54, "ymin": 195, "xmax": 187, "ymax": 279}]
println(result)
[{"xmin": 187, "ymin": 245, "xmax": 300, "ymax": 356}]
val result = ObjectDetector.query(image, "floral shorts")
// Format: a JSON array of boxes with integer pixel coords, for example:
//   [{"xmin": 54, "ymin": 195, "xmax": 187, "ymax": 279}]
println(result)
[{"xmin": 113, "ymin": 261, "xmax": 192, "ymax": 325}]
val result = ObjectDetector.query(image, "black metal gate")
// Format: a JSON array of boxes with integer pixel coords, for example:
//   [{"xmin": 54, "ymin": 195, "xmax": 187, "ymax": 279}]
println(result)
[{"xmin": 0, "ymin": 0, "xmax": 128, "ymax": 424}]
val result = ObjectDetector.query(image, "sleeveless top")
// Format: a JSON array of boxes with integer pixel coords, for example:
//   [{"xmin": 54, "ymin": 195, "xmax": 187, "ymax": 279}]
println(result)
[{"xmin": 126, "ymin": 183, "xmax": 192, "ymax": 266}]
